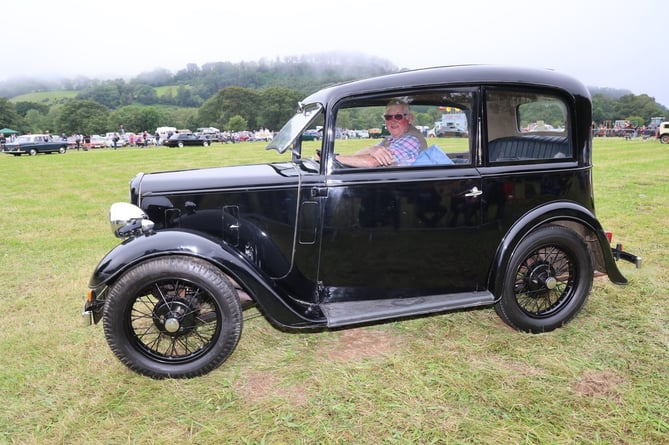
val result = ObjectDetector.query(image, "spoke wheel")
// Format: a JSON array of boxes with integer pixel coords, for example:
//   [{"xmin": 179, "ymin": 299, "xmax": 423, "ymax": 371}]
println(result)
[
  {"xmin": 103, "ymin": 257, "xmax": 242, "ymax": 378},
  {"xmin": 495, "ymin": 225, "xmax": 593, "ymax": 333}
]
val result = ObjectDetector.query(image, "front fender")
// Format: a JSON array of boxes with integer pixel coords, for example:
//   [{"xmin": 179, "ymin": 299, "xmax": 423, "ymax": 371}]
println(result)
[
  {"xmin": 89, "ymin": 229, "xmax": 324, "ymax": 329},
  {"xmin": 488, "ymin": 201, "xmax": 627, "ymax": 299}
]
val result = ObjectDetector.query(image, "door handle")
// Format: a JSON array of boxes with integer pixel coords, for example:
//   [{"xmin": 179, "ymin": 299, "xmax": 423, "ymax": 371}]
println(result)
[
  {"xmin": 311, "ymin": 187, "xmax": 328, "ymax": 197},
  {"xmin": 465, "ymin": 186, "xmax": 483, "ymax": 198}
]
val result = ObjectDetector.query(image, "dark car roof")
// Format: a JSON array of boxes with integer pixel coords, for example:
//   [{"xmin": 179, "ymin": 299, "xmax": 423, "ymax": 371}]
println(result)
[{"xmin": 301, "ymin": 65, "xmax": 591, "ymax": 106}]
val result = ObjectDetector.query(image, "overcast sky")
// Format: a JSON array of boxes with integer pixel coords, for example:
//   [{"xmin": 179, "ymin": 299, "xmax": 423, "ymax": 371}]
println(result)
[{"xmin": 3, "ymin": 0, "xmax": 666, "ymax": 107}]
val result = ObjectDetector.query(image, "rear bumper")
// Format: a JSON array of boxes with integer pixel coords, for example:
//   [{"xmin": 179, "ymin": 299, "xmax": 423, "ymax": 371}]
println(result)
[
  {"xmin": 611, "ymin": 244, "xmax": 642, "ymax": 268},
  {"xmin": 82, "ymin": 285, "xmax": 107, "ymax": 325}
]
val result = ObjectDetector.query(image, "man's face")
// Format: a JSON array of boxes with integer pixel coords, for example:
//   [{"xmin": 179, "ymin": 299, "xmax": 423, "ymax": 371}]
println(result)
[{"xmin": 384, "ymin": 105, "xmax": 412, "ymax": 138}]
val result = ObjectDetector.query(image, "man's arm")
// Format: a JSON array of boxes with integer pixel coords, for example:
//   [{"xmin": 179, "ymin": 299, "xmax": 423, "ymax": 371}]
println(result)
[
  {"xmin": 336, "ymin": 153, "xmax": 380, "ymax": 167},
  {"xmin": 336, "ymin": 145, "xmax": 395, "ymax": 167}
]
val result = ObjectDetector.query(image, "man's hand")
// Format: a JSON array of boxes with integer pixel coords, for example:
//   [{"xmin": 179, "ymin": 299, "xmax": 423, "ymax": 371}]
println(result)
[{"xmin": 368, "ymin": 146, "xmax": 395, "ymax": 166}]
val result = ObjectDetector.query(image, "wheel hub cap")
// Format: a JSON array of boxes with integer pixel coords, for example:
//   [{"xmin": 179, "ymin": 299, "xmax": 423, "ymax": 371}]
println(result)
[
  {"xmin": 545, "ymin": 276, "xmax": 557, "ymax": 290},
  {"xmin": 527, "ymin": 262, "xmax": 557, "ymax": 293},
  {"xmin": 164, "ymin": 317, "xmax": 181, "ymax": 333},
  {"xmin": 152, "ymin": 298, "xmax": 198, "ymax": 336}
]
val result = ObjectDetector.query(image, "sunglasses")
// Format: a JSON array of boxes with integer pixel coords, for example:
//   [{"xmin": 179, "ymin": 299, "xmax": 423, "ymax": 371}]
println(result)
[{"xmin": 383, "ymin": 113, "xmax": 407, "ymax": 121}]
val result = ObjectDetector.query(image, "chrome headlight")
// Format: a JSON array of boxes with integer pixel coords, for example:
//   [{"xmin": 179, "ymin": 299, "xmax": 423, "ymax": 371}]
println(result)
[{"xmin": 109, "ymin": 202, "xmax": 155, "ymax": 239}]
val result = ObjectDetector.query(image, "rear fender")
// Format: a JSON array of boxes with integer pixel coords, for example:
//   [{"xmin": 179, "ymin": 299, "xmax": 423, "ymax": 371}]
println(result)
[
  {"xmin": 89, "ymin": 230, "xmax": 324, "ymax": 329},
  {"xmin": 488, "ymin": 202, "xmax": 627, "ymax": 300}
]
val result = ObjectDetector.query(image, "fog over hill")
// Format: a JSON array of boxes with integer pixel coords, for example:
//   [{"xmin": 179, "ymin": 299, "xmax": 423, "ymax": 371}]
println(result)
[{"xmin": 0, "ymin": 53, "xmax": 398, "ymax": 99}]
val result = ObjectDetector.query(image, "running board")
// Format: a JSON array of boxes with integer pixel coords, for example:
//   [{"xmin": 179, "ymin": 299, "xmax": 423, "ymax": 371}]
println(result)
[{"xmin": 320, "ymin": 292, "xmax": 495, "ymax": 328}]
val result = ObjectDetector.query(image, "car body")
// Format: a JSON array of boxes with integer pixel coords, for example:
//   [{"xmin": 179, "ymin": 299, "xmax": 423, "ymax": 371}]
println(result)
[
  {"xmin": 3, "ymin": 134, "xmax": 68, "ymax": 156},
  {"xmin": 163, "ymin": 132, "xmax": 211, "ymax": 147},
  {"xmin": 104, "ymin": 135, "xmax": 128, "ymax": 148},
  {"xmin": 87, "ymin": 135, "xmax": 107, "ymax": 149},
  {"xmin": 301, "ymin": 129, "xmax": 322, "ymax": 141},
  {"xmin": 658, "ymin": 122, "xmax": 669, "ymax": 143},
  {"xmin": 83, "ymin": 65, "xmax": 640, "ymax": 378},
  {"xmin": 435, "ymin": 122, "xmax": 468, "ymax": 137}
]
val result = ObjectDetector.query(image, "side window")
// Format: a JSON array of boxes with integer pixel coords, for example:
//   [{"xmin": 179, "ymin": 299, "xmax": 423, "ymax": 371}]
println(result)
[
  {"xmin": 486, "ymin": 90, "xmax": 572, "ymax": 163},
  {"xmin": 332, "ymin": 91, "xmax": 474, "ymax": 170}
]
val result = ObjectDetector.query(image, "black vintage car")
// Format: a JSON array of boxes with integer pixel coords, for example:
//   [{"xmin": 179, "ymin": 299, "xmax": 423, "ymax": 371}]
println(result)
[
  {"xmin": 162, "ymin": 132, "xmax": 211, "ymax": 147},
  {"xmin": 83, "ymin": 65, "xmax": 640, "ymax": 378}
]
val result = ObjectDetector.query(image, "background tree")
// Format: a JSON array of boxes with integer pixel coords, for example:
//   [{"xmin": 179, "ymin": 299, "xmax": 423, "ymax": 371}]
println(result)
[
  {"xmin": 0, "ymin": 97, "xmax": 25, "ymax": 131},
  {"xmin": 592, "ymin": 94, "xmax": 617, "ymax": 124},
  {"xmin": 175, "ymin": 85, "xmax": 202, "ymax": 108},
  {"xmin": 24, "ymin": 109, "xmax": 53, "ymax": 134},
  {"xmin": 56, "ymin": 100, "xmax": 110, "ymax": 135},
  {"xmin": 413, "ymin": 112, "xmax": 435, "ymax": 128},
  {"xmin": 77, "ymin": 80, "xmax": 130, "ymax": 109},
  {"xmin": 163, "ymin": 107, "xmax": 198, "ymax": 131},
  {"xmin": 257, "ymin": 87, "xmax": 302, "ymax": 130},
  {"xmin": 14, "ymin": 101, "xmax": 49, "ymax": 117},
  {"xmin": 614, "ymin": 94, "xmax": 665, "ymax": 124},
  {"xmin": 109, "ymin": 105, "xmax": 167, "ymax": 134},
  {"xmin": 132, "ymin": 83, "xmax": 159, "ymax": 105},
  {"xmin": 226, "ymin": 115, "xmax": 248, "ymax": 132},
  {"xmin": 198, "ymin": 86, "xmax": 260, "ymax": 130}
]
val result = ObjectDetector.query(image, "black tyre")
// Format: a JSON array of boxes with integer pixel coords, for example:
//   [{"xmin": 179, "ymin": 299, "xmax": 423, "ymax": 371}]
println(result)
[
  {"xmin": 59, "ymin": 147, "xmax": 66, "ymax": 154},
  {"xmin": 103, "ymin": 256, "xmax": 242, "ymax": 378},
  {"xmin": 660, "ymin": 134, "xmax": 669, "ymax": 144},
  {"xmin": 494, "ymin": 225, "xmax": 593, "ymax": 333},
  {"xmin": 29, "ymin": 148, "xmax": 38, "ymax": 156},
  {"xmin": 202, "ymin": 141, "xmax": 209, "ymax": 147},
  {"xmin": 177, "ymin": 141, "xmax": 184, "ymax": 148}
]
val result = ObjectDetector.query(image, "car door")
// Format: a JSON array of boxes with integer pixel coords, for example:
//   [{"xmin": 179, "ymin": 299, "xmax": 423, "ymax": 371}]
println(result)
[
  {"xmin": 308, "ymin": 90, "xmax": 487, "ymax": 304},
  {"xmin": 315, "ymin": 164, "xmax": 484, "ymax": 303}
]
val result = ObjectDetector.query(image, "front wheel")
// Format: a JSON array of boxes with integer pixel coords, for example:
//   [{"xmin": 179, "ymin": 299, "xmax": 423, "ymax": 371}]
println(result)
[
  {"xmin": 494, "ymin": 225, "xmax": 593, "ymax": 333},
  {"xmin": 103, "ymin": 256, "xmax": 242, "ymax": 378},
  {"xmin": 660, "ymin": 134, "xmax": 669, "ymax": 144}
]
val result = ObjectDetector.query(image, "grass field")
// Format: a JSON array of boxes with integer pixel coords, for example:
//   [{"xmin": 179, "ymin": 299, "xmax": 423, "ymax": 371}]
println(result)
[
  {"xmin": 8, "ymin": 90, "xmax": 79, "ymax": 104},
  {"xmin": 0, "ymin": 138, "xmax": 667, "ymax": 444}
]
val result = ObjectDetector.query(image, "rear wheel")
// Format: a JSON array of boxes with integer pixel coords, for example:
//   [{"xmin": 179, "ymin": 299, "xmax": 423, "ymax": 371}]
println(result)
[
  {"xmin": 660, "ymin": 134, "xmax": 669, "ymax": 144},
  {"xmin": 178, "ymin": 141, "xmax": 184, "ymax": 148},
  {"xmin": 103, "ymin": 256, "xmax": 242, "ymax": 378},
  {"xmin": 203, "ymin": 141, "xmax": 209, "ymax": 147},
  {"xmin": 29, "ymin": 148, "xmax": 38, "ymax": 156},
  {"xmin": 495, "ymin": 225, "xmax": 593, "ymax": 333}
]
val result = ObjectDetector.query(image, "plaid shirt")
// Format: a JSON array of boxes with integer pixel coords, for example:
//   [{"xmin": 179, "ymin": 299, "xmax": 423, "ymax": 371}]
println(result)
[{"xmin": 379, "ymin": 134, "xmax": 421, "ymax": 166}]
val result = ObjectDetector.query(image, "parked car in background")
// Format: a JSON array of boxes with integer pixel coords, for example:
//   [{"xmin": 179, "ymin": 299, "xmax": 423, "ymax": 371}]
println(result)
[
  {"xmin": 83, "ymin": 65, "xmax": 640, "ymax": 379},
  {"xmin": 104, "ymin": 134, "xmax": 128, "ymax": 148},
  {"xmin": 300, "ymin": 129, "xmax": 321, "ymax": 141},
  {"xmin": 87, "ymin": 135, "xmax": 107, "ymax": 149},
  {"xmin": 435, "ymin": 122, "xmax": 468, "ymax": 137},
  {"xmin": 3, "ymin": 134, "xmax": 68, "ymax": 156},
  {"xmin": 163, "ymin": 132, "xmax": 211, "ymax": 147},
  {"xmin": 658, "ymin": 122, "xmax": 669, "ymax": 143}
]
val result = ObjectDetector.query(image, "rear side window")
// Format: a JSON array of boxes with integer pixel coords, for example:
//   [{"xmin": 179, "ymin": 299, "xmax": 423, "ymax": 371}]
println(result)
[{"xmin": 486, "ymin": 90, "xmax": 571, "ymax": 164}]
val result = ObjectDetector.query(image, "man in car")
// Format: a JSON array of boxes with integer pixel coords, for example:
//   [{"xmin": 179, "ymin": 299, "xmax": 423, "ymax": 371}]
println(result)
[{"xmin": 335, "ymin": 99, "xmax": 424, "ymax": 167}]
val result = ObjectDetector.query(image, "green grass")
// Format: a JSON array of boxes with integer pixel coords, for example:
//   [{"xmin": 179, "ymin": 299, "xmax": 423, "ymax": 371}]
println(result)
[
  {"xmin": 9, "ymin": 90, "xmax": 78, "ymax": 104},
  {"xmin": 155, "ymin": 85, "xmax": 192, "ymax": 97},
  {"xmin": 0, "ymin": 138, "xmax": 667, "ymax": 444}
]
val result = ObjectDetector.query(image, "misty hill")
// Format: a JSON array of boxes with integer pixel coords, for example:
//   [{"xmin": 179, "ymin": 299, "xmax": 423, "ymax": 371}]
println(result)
[
  {"xmin": 1, "ymin": 53, "xmax": 665, "ymax": 116},
  {"xmin": 0, "ymin": 52, "xmax": 397, "ymax": 102}
]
